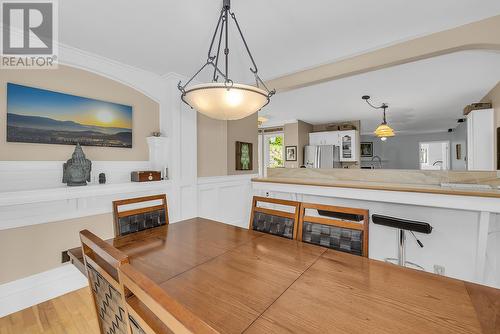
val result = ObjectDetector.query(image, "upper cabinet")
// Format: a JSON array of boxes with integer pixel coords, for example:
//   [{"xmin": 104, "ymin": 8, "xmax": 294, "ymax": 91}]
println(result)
[
  {"xmin": 309, "ymin": 130, "xmax": 359, "ymax": 162},
  {"xmin": 309, "ymin": 131, "xmax": 340, "ymax": 146},
  {"xmin": 467, "ymin": 109, "xmax": 495, "ymax": 171}
]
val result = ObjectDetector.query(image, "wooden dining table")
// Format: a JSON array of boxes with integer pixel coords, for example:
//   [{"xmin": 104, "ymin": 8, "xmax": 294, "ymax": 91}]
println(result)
[{"xmin": 100, "ymin": 217, "xmax": 499, "ymax": 334}]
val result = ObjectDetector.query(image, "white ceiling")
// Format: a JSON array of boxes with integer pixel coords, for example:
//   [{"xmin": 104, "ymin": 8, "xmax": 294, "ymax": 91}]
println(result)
[
  {"xmin": 261, "ymin": 51, "xmax": 500, "ymax": 134},
  {"xmin": 60, "ymin": 0, "xmax": 500, "ymax": 81},
  {"xmin": 59, "ymin": 1, "xmax": 500, "ymax": 134}
]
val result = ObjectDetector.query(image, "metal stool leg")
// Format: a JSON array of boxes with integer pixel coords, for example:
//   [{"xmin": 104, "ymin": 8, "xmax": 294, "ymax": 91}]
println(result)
[
  {"xmin": 398, "ymin": 229, "xmax": 405, "ymax": 266},
  {"xmin": 384, "ymin": 229, "xmax": 425, "ymax": 271}
]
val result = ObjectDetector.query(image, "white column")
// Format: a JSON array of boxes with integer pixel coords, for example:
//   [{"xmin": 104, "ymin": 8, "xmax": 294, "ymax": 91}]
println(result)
[{"xmin": 473, "ymin": 211, "xmax": 491, "ymax": 284}]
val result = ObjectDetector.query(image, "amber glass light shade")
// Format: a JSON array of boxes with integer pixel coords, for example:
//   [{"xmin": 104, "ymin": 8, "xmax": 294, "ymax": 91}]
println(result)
[{"xmin": 374, "ymin": 123, "xmax": 395, "ymax": 139}]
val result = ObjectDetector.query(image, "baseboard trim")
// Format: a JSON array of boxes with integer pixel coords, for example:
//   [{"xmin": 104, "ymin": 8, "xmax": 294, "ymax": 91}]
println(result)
[{"xmin": 0, "ymin": 264, "xmax": 88, "ymax": 317}]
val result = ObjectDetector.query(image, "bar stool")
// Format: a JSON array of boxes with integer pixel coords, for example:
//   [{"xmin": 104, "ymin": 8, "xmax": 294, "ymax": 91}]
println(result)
[{"xmin": 372, "ymin": 214, "xmax": 433, "ymax": 270}]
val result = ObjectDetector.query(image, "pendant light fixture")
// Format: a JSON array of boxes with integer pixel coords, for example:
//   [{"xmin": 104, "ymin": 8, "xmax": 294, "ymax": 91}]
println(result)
[
  {"xmin": 178, "ymin": 0, "xmax": 275, "ymax": 121},
  {"xmin": 362, "ymin": 95, "xmax": 395, "ymax": 141}
]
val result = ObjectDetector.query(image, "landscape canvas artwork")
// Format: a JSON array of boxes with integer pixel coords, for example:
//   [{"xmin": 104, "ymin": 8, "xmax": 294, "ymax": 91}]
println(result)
[{"xmin": 7, "ymin": 83, "xmax": 133, "ymax": 148}]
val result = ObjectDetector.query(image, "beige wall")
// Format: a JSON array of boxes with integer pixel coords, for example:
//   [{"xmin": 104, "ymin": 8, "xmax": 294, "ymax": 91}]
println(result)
[
  {"xmin": 481, "ymin": 81, "xmax": 500, "ymax": 127},
  {"xmin": 0, "ymin": 214, "xmax": 114, "ymax": 284},
  {"xmin": 197, "ymin": 112, "xmax": 258, "ymax": 177},
  {"xmin": 481, "ymin": 81, "xmax": 500, "ymax": 169},
  {"xmin": 227, "ymin": 113, "xmax": 258, "ymax": 175},
  {"xmin": 298, "ymin": 120, "xmax": 313, "ymax": 166},
  {"xmin": 284, "ymin": 120, "xmax": 313, "ymax": 168},
  {"xmin": 197, "ymin": 114, "xmax": 228, "ymax": 177},
  {"xmin": 284, "ymin": 122, "xmax": 299, "ymax": 168},
  {"xmin": 0, "ymin": 65, "xmax": 160, "ymax": 161}
]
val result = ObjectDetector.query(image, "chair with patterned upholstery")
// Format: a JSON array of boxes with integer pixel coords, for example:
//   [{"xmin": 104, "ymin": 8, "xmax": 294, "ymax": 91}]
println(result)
[
  {"xmin": 249, "ymin": 196, "xmax": 301, "ymax": 239},
  {"xmin": 80, "ymin": 229, "xmax": 130, "ymax": 334},
  {"xmin": 298, "ymin": 202, "xmax": 369, "ymax": 257},
  {"xmin": 118, "ymin": 263, "xmax": 219, "ymax": 334},
  {"xmin": 113, "ymin": 194, "xmax": 169, "ymax": 237}
]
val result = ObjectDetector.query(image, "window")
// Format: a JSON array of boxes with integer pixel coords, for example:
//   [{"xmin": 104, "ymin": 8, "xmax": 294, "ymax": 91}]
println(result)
[{"xmin": 268, "ymin": 135, "xmax": 284, "ymax": 168}]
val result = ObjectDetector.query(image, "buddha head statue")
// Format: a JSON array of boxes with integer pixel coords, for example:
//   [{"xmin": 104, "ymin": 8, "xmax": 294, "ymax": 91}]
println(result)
[{"xmin": 62, "ymin": 143, "xmax": 92, "ymax": 186}]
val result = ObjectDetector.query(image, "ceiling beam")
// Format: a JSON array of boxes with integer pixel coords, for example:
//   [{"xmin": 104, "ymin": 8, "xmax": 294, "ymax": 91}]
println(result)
[{"xmin": 266, "ymin": 15, "xmax": 500, "ymax": 93}]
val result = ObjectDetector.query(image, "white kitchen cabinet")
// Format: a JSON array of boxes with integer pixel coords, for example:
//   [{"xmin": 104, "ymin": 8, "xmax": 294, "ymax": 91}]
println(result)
[
  {"xmin": 309, "ymin": 131, "xmax": 340, "ymax": 146},
  {"xmin": 467, "ymin": 109, "xmax": 495, "ymax": 171},
  {"xmin": 339, "ymin": 130, "xmax": 359, "ymax": 162},
  {"xmin": 309, "ymin": 130, "xmax": 359, "ymax": 162},
  {"xmin": 309, "ymin": 132, "xmax": 324, "ymax": 145}
]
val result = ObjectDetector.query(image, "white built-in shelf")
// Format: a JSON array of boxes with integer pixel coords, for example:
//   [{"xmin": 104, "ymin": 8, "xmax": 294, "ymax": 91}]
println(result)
[{"xmin": 0, "ymin": 180, "xmax": 171, "ymax": 207}]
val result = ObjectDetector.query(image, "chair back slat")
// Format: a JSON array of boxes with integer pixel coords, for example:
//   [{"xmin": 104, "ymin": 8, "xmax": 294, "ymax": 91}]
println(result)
[
  {"xmin": 298, "ymin": 203, "xmax": 369, "ymax": 257},
  {"xmin": 80, "ymin": 230, "xmax": 130, "ymax": 334},
  {"xmin": 119, "ymin": 264, "xmax": 219, "ymax": 334},
  {"xmin": 249, "ymin": 196, "xmax": 301, "ymax": 239},
  {"xmin": 113, "ymin": 194, "xmax": 169, "ymax": 237}
]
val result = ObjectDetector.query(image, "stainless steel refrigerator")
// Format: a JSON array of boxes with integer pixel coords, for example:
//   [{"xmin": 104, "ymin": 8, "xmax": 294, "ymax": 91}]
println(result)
[{"xmin": 304, "ymin": 145, "xmax": 341, "ymax": 168}]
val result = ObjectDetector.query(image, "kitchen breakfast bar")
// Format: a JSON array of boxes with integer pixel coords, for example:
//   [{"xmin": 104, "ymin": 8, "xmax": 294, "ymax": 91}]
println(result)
[{"xmin": 252, "ymin": 168, "xmax": 500, "ymax": 289}]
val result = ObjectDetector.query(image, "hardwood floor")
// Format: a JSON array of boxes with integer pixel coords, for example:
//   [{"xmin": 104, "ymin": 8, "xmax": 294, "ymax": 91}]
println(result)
[{"xmin": 0, "ymin": 288, "xmax": 99, "ymax": 334}]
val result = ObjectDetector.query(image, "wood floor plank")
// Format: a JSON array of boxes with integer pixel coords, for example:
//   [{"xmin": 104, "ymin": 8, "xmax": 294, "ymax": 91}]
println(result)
[{"xmin": 0, "ymin": 288, "xmax": 99, "ymax": 334}]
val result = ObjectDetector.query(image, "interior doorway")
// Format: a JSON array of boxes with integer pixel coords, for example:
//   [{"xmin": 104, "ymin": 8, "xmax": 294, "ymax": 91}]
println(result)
[{"xmin": 260, "ymin": 133, "xmax": 284, "ymax": 176}]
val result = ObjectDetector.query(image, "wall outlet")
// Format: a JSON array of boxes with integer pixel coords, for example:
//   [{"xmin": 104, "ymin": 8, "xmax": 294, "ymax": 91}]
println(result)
[
  {"xmin": 433, "ymin": 265, "xmax": 445, "ymax": 276},
  {"xmin": 265, "ymin": 192, "xmax": 270, "ymax": 197}
]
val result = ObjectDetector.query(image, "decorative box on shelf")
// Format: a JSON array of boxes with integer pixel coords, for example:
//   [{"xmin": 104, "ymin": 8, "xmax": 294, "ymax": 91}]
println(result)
[{"xmin": 131, "ymin": 171, "xmax": 162, "ymax": 182}]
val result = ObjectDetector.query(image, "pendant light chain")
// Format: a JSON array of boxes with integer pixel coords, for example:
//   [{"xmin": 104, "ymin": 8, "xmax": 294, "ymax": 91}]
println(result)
[
  {"xmin": 224, "ymin": 2, "xmax": 230, "ymax": 84},
  {"xmin": 177, "ymin": 0, "xmax": 274, "ymax": 120},
  {"xmin": 178, "ymin": 0, "xmax": 275, "ymax": 99}
]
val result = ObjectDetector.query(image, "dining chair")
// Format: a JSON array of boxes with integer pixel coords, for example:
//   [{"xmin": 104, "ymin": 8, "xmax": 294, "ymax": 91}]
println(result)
[
  {"xmin": 249, "ymin": 196, "xmax": 301, "ymax": 239},
  {"xmin": 113, "ymin": 194, "xmax": 169, "ymax": 237},
  {"xmin": 118, "ymin": 263, "xmax": 219, "ymax": 334},
  {"xmin": 80, "ymin": 229, "xmax": 130, "ymax": 334},
  {"xmin": 298, "ymin": 202, "xmax": 369, "ymax": 257}
]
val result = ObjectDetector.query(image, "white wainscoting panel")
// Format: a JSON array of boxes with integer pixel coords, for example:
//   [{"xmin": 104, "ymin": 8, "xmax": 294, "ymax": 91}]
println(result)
[{"xmin": 198, "ymin": 174, "xmax": 256, "ymax": 228}]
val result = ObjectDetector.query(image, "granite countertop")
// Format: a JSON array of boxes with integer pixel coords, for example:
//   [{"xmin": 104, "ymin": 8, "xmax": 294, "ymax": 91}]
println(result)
[{"xmin": 252, "ymin": 177, "xmax": 500, "ymax": 199}]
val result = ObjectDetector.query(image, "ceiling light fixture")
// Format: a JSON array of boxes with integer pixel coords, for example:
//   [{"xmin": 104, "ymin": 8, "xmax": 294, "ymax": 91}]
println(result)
[
  {"xmin": 257, "ymin": 116, "xmax": 268, "ymax": 127},
  {"xmin": 178, "ymin": 0, "xmax": 275, "ymax": 121},
  {"xmin": 362, "ymin": 95, "xmax": 395, "ymax": 141}
]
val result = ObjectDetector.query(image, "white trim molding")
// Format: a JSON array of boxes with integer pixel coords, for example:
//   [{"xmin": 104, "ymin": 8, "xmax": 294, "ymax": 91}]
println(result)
[{"xmin": 0, "ymin": 264, "xmax": 88, "ymax": 317}]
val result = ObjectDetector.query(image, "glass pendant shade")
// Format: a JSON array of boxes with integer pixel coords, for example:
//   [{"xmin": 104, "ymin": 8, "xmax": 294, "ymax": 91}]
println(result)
[
  {"xmin": 183, "ymin": 83, "xmax": 269, "ymax": 121},
  {"xmin": 374, "ymin": 123, "xmax": 395, "ymax": 138}
]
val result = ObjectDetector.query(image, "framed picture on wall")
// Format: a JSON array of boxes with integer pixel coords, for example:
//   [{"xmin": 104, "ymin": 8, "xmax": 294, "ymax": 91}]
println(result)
[
  {"xmin": 360, "ymin": 142, "xmax": 373, "ymax": 157},
  {"xmin": 456, "ymin": 144, "xmax": 462, "ymax": 160},
  {"xmin": 6, "ymin": 83, "xmax": 133, "ymax": 148},
  {"xmin": 235, "ymin": 141, "xmax": 253, "ymax": 170},
  {"xmin": 285, "ymin": 146, "xmax": 297, "ymax": 161}
]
